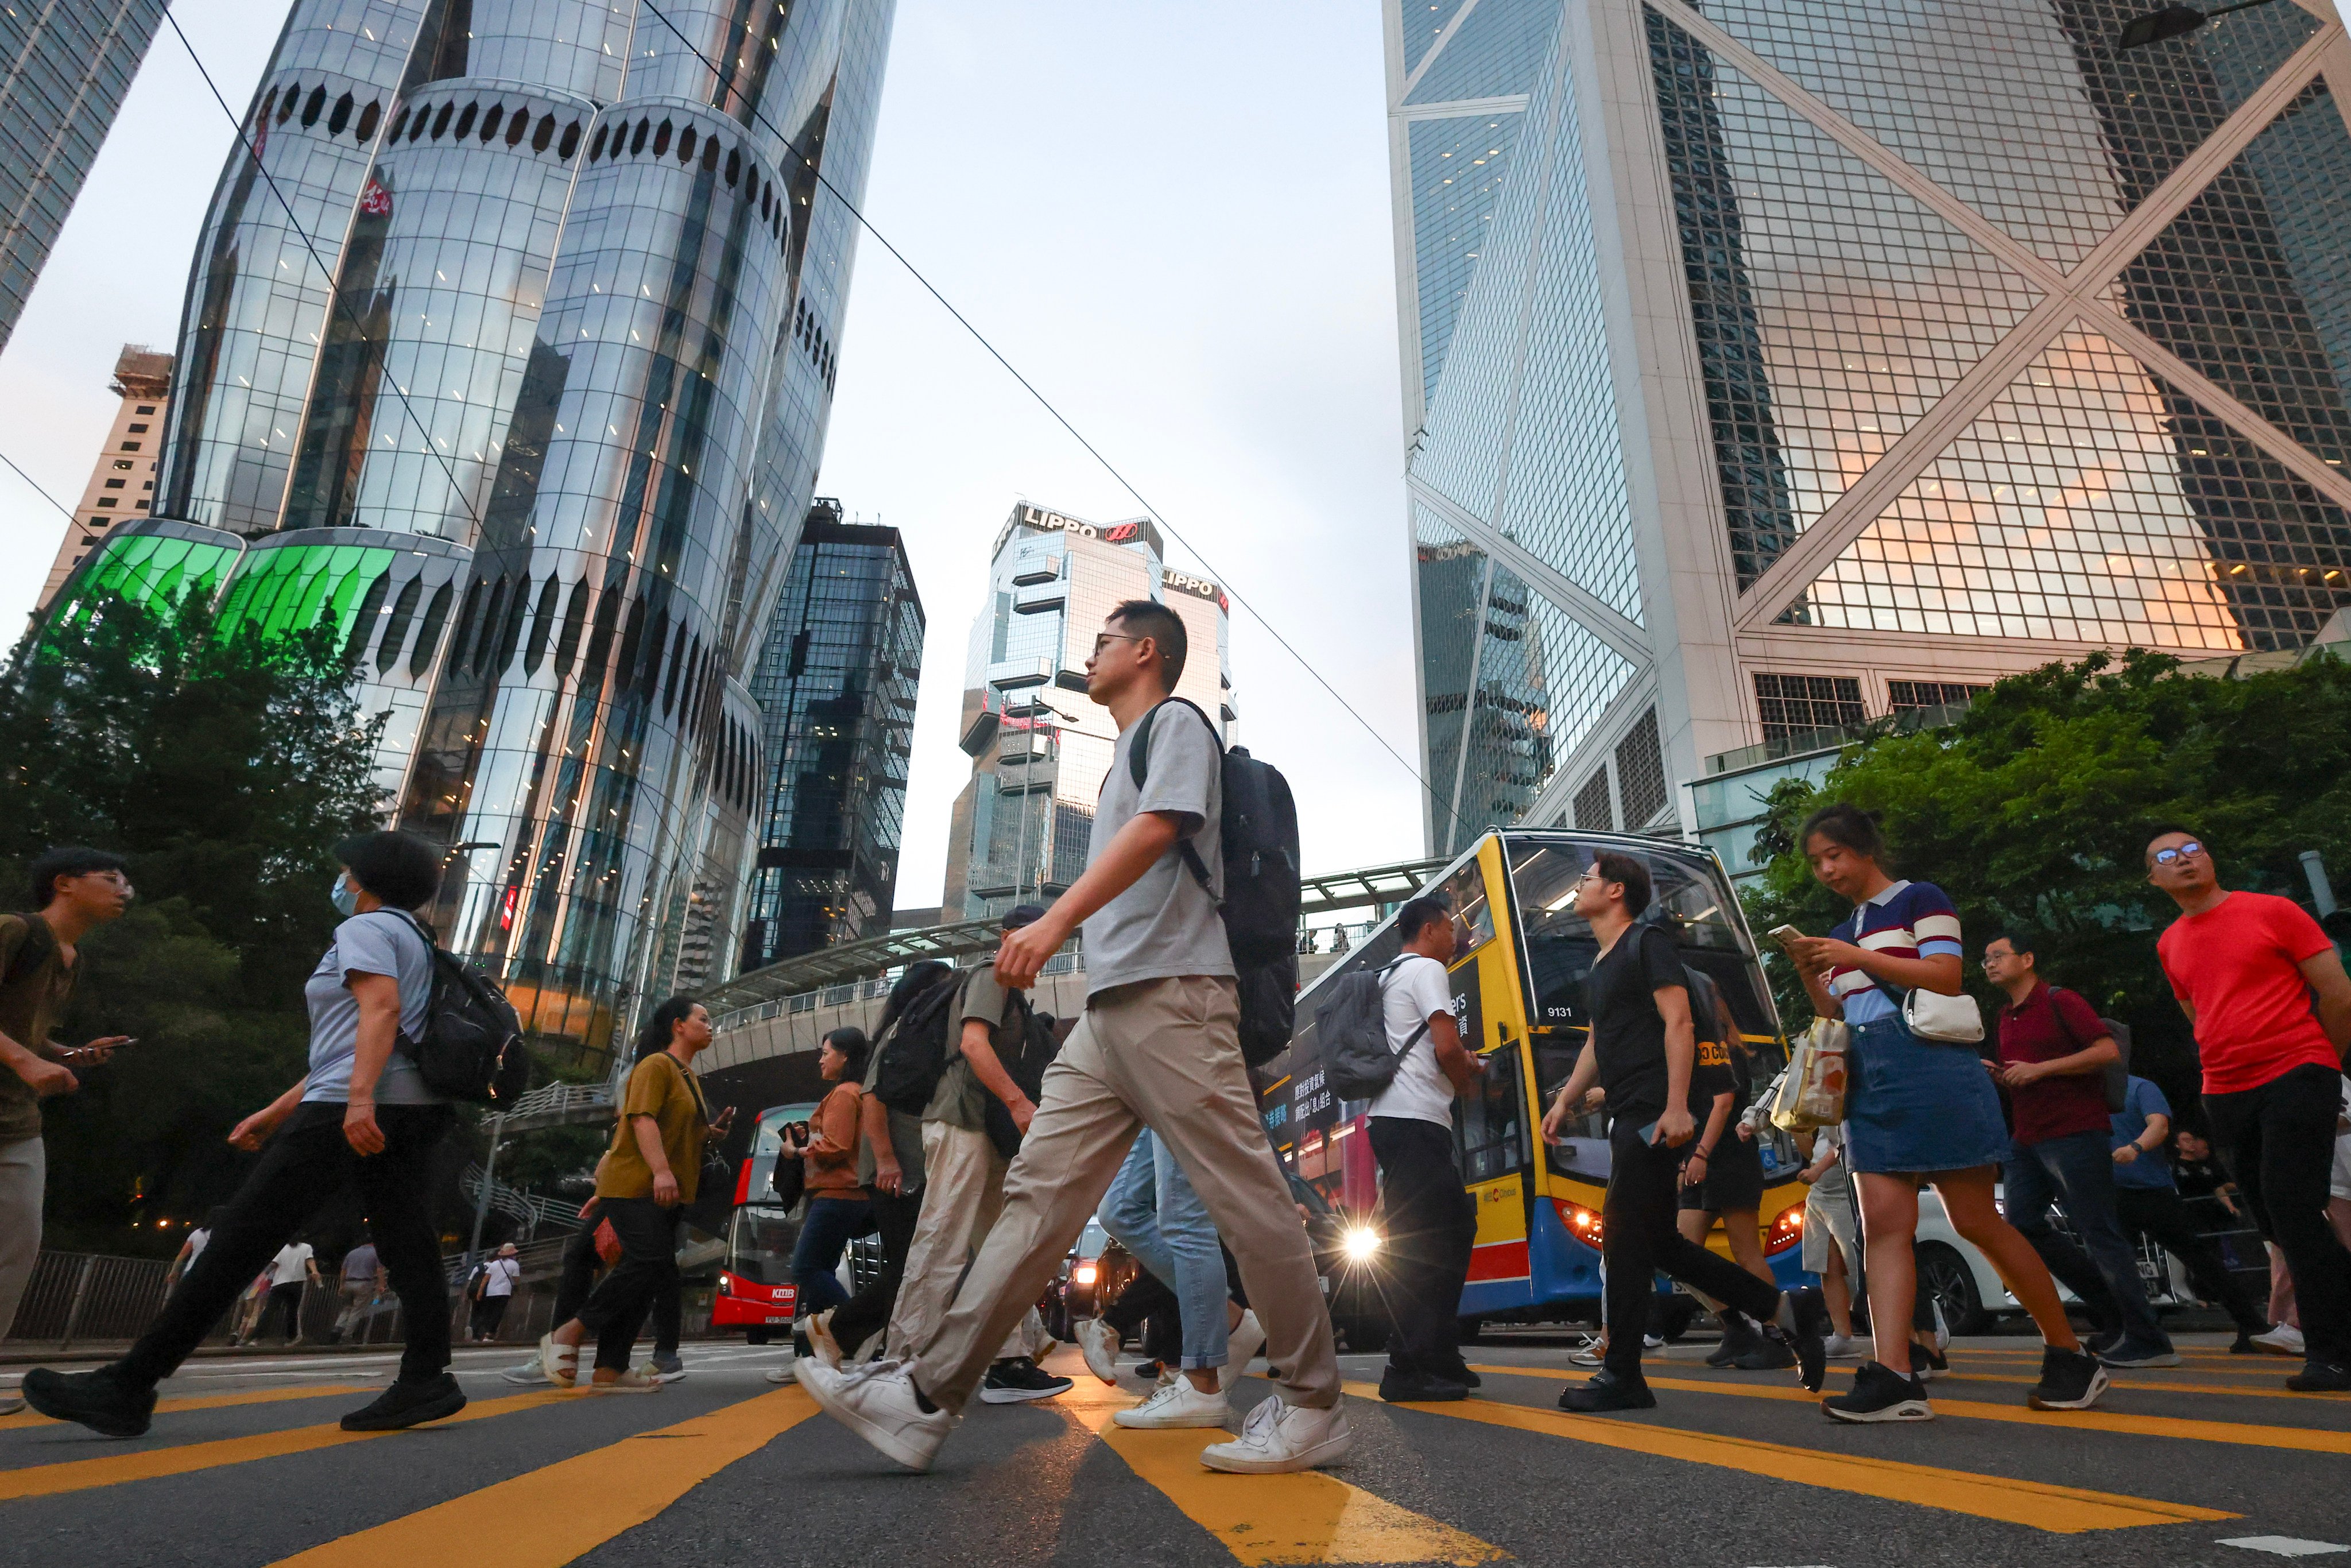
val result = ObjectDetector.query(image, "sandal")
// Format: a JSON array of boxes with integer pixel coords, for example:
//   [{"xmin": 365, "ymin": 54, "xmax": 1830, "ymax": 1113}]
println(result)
[{"xmin": 537, "ymin": 1332, "xmax": 579, "ymax": 1388}]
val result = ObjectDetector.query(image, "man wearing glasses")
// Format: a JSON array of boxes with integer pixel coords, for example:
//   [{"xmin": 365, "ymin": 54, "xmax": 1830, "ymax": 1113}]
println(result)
[{"xmin": 2148, "ymin": 827, "xmax": 2351, "ymax": 1392}]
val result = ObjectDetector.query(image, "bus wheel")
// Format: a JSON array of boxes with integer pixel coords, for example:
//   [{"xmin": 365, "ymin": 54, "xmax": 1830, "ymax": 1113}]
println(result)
[
  {"xmin": 746, "ymin": 1327, "xmax": 770, "ymax": 1346},
  {"xmin": 1456, "ymin": 1316, "xmax": 1485, "ymax": 1345},
  {"xmin": 1655, "ymin": 1298, "xmax": 1699, "ymax": 1343}
]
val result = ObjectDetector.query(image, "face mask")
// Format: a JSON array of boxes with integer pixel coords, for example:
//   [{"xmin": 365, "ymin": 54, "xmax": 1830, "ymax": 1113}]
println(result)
[{"xmin": 331, "ymin": 872, "xmax": 361, "ymax": 918}]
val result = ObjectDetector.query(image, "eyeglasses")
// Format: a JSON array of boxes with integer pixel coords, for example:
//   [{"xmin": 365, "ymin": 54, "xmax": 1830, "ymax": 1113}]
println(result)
[
  {"xmin": 1090, "ymin": 633, "xmax": 1141, "ymax": 656},
  {"xmin": 2151, "ymin": 841, "xmax": 2205, "ymax": 865}
]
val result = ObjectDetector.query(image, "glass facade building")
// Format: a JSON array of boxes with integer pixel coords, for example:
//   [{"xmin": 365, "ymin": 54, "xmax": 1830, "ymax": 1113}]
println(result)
[
  {"xmin": 942, "ymin": 502, "xmax": 1233, "ymax": 922},
  {"xmin": 1388, "ymin": 0, "xmax": 2351, "ymax": 854},
  {"xmin": 738, "ymin": 500, "xmax": 923, "ymax": 971},
  {"xmin": 0, "ymin": 0, "xmax": 164, "ymax": 351},
  {"xmin": 48, "ymin": 0, "xmax": 897, "ymax": 1066}
]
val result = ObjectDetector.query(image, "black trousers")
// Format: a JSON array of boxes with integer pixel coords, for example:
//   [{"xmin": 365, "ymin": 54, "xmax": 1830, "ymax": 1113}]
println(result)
[
  {"xmin": 468, "ymin": 1294, "xmax": 512, "ymax": 1340},
  {"xmin": 572, "ymin": 1197, "xmax": 680, "ymax": 1373},
  {"xmin": 2205, "ymin": 1062, "xmax": 2351, "ymax": 1366},
  {"xmin": 263, "ymin": 1282, "xmax": 304, "ymax": 1341},
  {"xmin": 555, "ymin": 1205, "xmax": 680, "ymax": 1354},
  {"xmin": 1604, "ymin": 1122, "xmax": 1781, "ymax": 1383},
  {"xmin": 120, "ymin": 1102, "xmax": 454, "ymax": 1387},
  {"xmin": 2115, "ymin": 1183, "xmax": 2267, "ymax": 1335},
  {"xmin": 1371, "ymin": 1117, "xmax": 1479, "ymax": 1376},
  {"xmin": 826, "ymin": 1188, "xmax": 922, "ymax": 1358}
]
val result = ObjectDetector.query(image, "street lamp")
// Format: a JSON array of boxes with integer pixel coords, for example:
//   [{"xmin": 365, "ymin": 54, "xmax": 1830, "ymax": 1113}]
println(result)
[{"xmin": 2117, "ymin": 0, "xmax": 2285, "ymax": 51}]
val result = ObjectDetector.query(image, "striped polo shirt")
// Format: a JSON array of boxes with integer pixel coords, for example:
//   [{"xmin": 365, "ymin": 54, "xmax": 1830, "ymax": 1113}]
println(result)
[{"xmin": 1826, "ymin": 880, "xmax": 1964, "ymax": 1025}]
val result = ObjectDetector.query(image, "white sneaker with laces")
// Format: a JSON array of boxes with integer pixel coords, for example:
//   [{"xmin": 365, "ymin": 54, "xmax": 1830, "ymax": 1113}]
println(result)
[
  {"xmin": 1114, "ymin": 1376, "xmax": 1231, "ymax": 1429},
  {"xmin": 1823, "ymin": 1333, "xmax": 1862, "ymax": 1360},
  {"xmin": 798, "ymin": 1358, "xmax": 955, "ymax": 1473},
  {"xmin": 1076, "ymin": 1317, "xmax": 1121, "ymax": 1385},
  {"xmin": 1199, "ymin": 1393, "xmax": 1353, "ymax": 1474},
  {"xmin": 806, "ymin": 1310, "xmax": 844, "ymax": 1371},
  {"xmin": 1219, "ymin": 1310, "xmax": 1266, "ymax": 1392},
  {"xmin": 764, "ymin": 1353, "xmax": 799, "ymax": 1385},
  {"xmin": 1568, "ymin": 1337, "xmax": 1604, "ymax": 1368},
  {"xmin": 2252, "ymin": 1323, "xmax": 2306, "ymax": 1357},
  {"xmin": 500, "ymin": 1360, "xmax": 552, "ymax": 1387}
]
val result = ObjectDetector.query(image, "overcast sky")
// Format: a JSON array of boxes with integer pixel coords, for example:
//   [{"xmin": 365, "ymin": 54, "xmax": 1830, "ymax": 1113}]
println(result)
[{"xmin": 0, "ymin": 1, "xmax": 1427, "ymax": 908}]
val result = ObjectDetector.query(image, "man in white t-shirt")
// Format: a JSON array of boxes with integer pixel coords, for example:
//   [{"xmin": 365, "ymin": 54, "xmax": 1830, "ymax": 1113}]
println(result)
[
  {"xmin": 469, "ymin": 1242, "xmax": 522, "ymax": 1342},
  {"xmin": 1368, "ymin": 895, "xmax": 1486, "ymax": 1403},
  {"xmin": 262, "ymin": 1241, "xmax": 320, "ymax": 1344}
]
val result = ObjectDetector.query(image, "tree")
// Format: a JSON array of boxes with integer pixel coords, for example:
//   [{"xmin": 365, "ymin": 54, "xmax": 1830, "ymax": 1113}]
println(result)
[
  {"xmin": 1739, "ymin": 648, "xmax": 2351, "ymax": 1120},
  {"xmin": 0, "ymin": 595, "xmax": 389, "ymax": 1248}
]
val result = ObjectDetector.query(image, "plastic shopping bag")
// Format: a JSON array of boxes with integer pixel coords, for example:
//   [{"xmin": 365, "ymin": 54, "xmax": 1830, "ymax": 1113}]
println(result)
[{"xmin": 1769, "ymin": 1018, "xmax": 1849, "ymax": 1132}]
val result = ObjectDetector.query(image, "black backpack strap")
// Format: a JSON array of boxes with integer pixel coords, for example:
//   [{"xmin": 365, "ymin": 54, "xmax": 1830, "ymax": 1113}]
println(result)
[
  {"xmin": 0, "ymin": 914, "xmax": 56, "ymax": 993},
  {"xmin": 1380, "ymin": 956, "xmax": 1435, "ymax": 1056},
  {"xmin": 1122, "ymin": 697, "xmax": 1224, "ymax": 903}
]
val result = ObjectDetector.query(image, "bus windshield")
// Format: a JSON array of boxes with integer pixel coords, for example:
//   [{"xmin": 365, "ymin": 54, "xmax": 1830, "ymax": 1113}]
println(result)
[{"xmin": 726, "ymin": 1205, "xmax": 801, "ymax": 1285}]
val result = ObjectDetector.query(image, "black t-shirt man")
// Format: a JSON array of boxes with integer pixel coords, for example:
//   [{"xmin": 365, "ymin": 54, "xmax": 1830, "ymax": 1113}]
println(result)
[{"xmin": 1586, "ymin": 924, "xmax": 1730, "ymax": 1132}]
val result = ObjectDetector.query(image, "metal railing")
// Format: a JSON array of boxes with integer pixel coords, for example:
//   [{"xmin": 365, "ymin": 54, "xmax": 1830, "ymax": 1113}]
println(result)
[
  {"xmin": 4, "ymin": 1251, "xmax": 172, "ymax": 1349},
  {"xmin": 459, "ymin": 1163, "xmax": 584, "ymax": 1240}
]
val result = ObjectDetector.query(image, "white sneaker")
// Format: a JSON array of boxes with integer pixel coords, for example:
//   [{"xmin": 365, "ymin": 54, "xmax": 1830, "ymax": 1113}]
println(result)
[
  {"xmin": 1199, "ymin": 1393, "xmax": 1353, "ymax": 1474},
  {"xmin": 1114, "ymin": 1376, "xmax": 1231, "ymax": 1430},
  {"xmin": 1643, "ymin": 1334, "xmax": 1665, "ymax": 1350},
  {"xmin": 1568, "ymin": 1337, "xmax": 1604, "ymax": 1369},
  {"xmin": 798, "ymin": 1358, "xmax": 955, "ymax": 1474},
  {"xmin": 0, "ymin": 1396, "xmax": 21, "ymax": 1416},
  {"xmin": 765, "ymin": 1353, "xmax": 799, "ymax": 1385},
  {"xmin": 500, "ymin": 1360, "xmax": 553, "ymax": 1387},
  {"xmin": 2253, "ymin": 1323, "xmax": 2306, "ymax": 1357},
  {"xmin": 1076, "ymin": 1318, "xmax": 1121, "ymax": 1385},
  {"xmin": 1823, "ymin": 1333, "xmax": 1862, "ymax": 1360},
  {"xmin": 806, "ymin": 1310, "xmax": 844, "ymax": 1372},
  {"xmin": 1219, "ymin": 1310, "xmax": 1266, "ymax": 1393}
]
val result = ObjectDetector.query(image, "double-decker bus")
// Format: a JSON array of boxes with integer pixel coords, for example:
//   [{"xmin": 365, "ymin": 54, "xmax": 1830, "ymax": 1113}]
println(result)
[
  {"xmin": 711, "ymin": 1102, "xmax": 815, "ymax": 1343},
  {"xmin": 1259, "ymin": 828, "xmax": 1808, "ymax": 1341}
]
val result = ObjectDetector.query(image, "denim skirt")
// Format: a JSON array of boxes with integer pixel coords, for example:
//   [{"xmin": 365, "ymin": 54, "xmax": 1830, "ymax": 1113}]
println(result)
[{"xmin": 1842, "ymin": 1014, "xmax": 2008, "ymax": 1175}]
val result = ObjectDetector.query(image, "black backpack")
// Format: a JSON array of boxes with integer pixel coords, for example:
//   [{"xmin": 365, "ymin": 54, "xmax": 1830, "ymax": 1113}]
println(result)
[
  {"xmin": 1127, "ymin": 698, "xmax": 1302, "ymax": 1065},
  {"xmin": 1317, "ymin": 957, "xmax": 1424, "ymax": 1102},
  {"xmin": 983, "ymin": 993, "xmax": 1064, "ymax": 1159},
  {"xmin": 871, "ymin": 966, "xmax": 965, "ymax": 1115},
  {"xmin": 385, "ymin": 911, "xmax": 530, "ymax": 1106}
]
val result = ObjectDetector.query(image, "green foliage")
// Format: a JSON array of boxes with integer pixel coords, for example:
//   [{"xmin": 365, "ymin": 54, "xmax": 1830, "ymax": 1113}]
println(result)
[
  {"xmin": 1739, "ymin": 648, "xmax": 2351, "ymax": 1116},
  {"xmin": 0, "ymin": 594, "xmax": 389, "ymax": 1244}
]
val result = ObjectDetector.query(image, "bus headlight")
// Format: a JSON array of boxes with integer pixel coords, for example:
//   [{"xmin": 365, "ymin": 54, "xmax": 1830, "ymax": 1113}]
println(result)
[
  {"xmin": 1342, "ymin": 1226, "xmax": 1382, "ymax": 1264},
  {"xmin": 1765, "ymin": 1206, "xmax": 1804, "ymax": 1255},
  {"xmin": 1072, "ymin": 1260, "xmax": 1100, "ymax": 1288},
  {"xmin": 1553, "ymin": 1198, "xmax": 1603, "ymax": 1247}
]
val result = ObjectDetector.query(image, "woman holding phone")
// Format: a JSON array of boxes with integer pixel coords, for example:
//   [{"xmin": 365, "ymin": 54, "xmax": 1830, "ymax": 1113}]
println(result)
[{"xmin": 1779, "ymin": 803, "xmax": 2102, "ymax": 1423}]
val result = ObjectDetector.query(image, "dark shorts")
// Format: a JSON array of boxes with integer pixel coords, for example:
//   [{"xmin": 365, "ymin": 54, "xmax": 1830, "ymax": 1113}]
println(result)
[{"xmin": 1678, "ymin": 1130, "xmax": 1765, "ymax": 1213}]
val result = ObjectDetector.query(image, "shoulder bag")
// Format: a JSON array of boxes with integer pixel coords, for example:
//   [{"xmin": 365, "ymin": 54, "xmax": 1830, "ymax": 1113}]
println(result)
[{"xmin": 1878, "ymin": 974, "xmax": 1984, "ymax": 1044}]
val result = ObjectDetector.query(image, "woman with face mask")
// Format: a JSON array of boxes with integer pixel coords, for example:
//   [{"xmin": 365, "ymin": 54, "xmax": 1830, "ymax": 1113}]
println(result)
[{"xmin": 24, "ymin": 831, "xmax": 464, "ymax": 1438}]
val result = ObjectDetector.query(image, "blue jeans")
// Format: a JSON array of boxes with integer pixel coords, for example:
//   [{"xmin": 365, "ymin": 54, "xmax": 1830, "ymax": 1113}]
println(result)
[
  {"xmin": 2005, "ymin": 1129, "xmax": 2168, "ymax": 1352},
  {"xmin": 792, "ymin": 1195, "xmax": 874, "ymax": 1316},
  {"xmin": 1100, "ymin": 1131, "xmax": 1230, "ymax": 1369}
]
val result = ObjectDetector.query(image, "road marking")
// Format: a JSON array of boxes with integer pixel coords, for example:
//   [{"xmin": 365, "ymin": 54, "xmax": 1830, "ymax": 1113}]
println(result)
[
  {"xmin": 265, "ymin": 1387, "xmax": 817, "ymax": 1566},
  {"xmin": 0, "ymin": 1385, "xmax": 371, "ymax": 1432},
  {"xmin": 2217, "ymin": 1538, "xmax": 2350, "ymax": 1558},
  {"xmin": 0, "ymin": 1391, "xmax": 569, "ymax": 1500},
  {"xmin": 1936, "ymin": 1370, "xmax": 2351, "ymax": 1403},
  {"xmin": 1072, "ymin": 1385, "xmax": 1508, "ymax": 1565},
  {"xmin": 1371, "ymin": 1383, "xmax": 2230, "ymax": 1534},
  {"xmin": 1473, "ymin": 1366, "xmax": 2351, "ymax": 1457}
]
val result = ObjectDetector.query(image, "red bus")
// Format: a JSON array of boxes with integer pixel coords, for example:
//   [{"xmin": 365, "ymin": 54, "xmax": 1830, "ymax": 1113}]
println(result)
[{"xmin": 711, "ymin": 1102, "xmax": 814, "ymax": 1342}]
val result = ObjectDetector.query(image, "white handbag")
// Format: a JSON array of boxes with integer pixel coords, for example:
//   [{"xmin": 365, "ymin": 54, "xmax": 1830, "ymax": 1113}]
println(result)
[{"xmin": 1895, "ymin": 983, "xmax": 1984, "ymax": 1044}]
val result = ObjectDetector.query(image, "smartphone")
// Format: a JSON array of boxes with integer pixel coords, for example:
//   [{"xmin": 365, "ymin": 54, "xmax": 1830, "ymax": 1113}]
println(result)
[
  {"xmin": 1637, "ymin": 1117, "xmax": 1660, "ymax": 1145},
  {"xmin": 1766, "ymin": 924, "xmax": 1805, "ymax": 945}
]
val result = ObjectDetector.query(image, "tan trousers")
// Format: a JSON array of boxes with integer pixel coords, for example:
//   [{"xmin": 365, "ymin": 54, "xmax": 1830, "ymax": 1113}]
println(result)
[
  {"xmin": 886, "ymin": 1120, "xmax": 1036, "ymax": 1364},
  {"xmin": 911, "ymin": 975, "xmax": 1338, "ymax": 1415}
]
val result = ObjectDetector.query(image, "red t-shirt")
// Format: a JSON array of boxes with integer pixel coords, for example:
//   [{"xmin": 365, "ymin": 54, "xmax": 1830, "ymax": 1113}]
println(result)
[
  {"xmin": 2157, "ymin": 891, "xmax": 2340, "ymax": 1094},
  {"xmin": 1995, "ymin": 982, "xmax": 2113, "ymax": 1145}
]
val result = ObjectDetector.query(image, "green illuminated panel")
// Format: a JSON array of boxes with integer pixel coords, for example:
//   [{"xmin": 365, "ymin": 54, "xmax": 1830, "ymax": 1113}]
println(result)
[
  {"xmin": 216, "ymin": 541, "xmax": 396, "ymax": 650},
  {"xmin": 52, "ymin": 531, "xmax": 239, "ymax": 627}
]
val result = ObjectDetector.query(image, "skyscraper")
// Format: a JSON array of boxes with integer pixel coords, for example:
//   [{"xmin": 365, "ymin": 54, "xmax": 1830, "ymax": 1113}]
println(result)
[
  {"xmin": 47, "ymin": 0, "xmax": 898, "ymax": 1066},
  {"xmin": 738, "ymin": 499, "xmax": 923, "ymax": 972},
  {"xmin": 0, "ymin": 0, "xmax": 165, "ymax": 351},
  {"xmin": 1387, "ymin": 0, "xmax": 2351, "ymax": 855},
  {"xmin": 34, "ymin": 344, "xmax": 171, "ymax": 613},
  {"xmin": 943, "ymin": 502, "xmax": 1233, "ymax": 922}
]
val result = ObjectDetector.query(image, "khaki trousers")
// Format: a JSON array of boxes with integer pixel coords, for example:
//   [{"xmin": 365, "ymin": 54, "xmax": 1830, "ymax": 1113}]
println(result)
[
  {"xmin": 911, "ymin": 975, "xmax": 1338, "ymax": 1415},
  {"xmin": 886, "ymin": 1120, "xmax": 1033, "ymax": 1364}
]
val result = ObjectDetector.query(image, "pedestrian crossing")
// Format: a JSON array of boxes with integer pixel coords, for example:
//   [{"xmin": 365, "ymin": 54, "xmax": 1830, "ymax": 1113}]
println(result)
[{"xmin": 0, "ymin": 1337, "xmax": 2340, "ymax": 1565}]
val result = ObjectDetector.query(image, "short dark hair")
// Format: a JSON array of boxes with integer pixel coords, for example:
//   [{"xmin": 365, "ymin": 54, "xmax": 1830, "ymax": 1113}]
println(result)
[
  {"xmin": 1798, "ymin": 802, "xmax": 1888, "ymax": 864},
  {"xmin": 634, "ymin": 994, "xmax": 704, "ymax": 1062},
  {"xmin": 28, "ymin": 846, "xmax": 126, "ymax": 908},
  {"xmin": 1985, "ymin": 930, "xmax": 2036, "ymax": 964},
  {"xmin": 822, "ymin": 1025, "xmax": 870, "ymax": 1082},
  {"xmin": 1397, "ymin": 895, "xmax": 1452, "ymax": 943},
  {"xmin": 1107, "ymin": 599, "xmax": 1188, "ymax": 691},
  {"xmin": 334, "ymin": 830, "xmax": 441, "ymax": 911},
  {"xmin": 1591, "ymin": 850, "xmax": 1653, "ymax": 919},
  {"xmin": 2144, "ymin": 823, "xmax": 2205, "ymax": 860}
]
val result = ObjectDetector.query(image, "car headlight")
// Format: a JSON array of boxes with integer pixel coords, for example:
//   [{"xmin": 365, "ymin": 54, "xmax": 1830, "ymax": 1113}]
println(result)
[
  {"xmin": 1342, "ymin": 1225, "xmax": 1382, "ymax": 1264},
  {"xmin": 1072, "ymin": 1260, "xmax": 1100, "ymax": 1288}
]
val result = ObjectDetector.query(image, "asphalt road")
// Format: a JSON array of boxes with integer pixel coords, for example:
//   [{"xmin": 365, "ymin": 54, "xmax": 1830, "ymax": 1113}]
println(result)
[{"xmin": 1, "ymin": 1329, "xmax": 2345, "ymax": 1567}]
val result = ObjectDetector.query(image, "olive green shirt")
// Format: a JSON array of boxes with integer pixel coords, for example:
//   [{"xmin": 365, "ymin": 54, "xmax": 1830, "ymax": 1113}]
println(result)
[
  {"xmin": 0, "ymin": 915, "xmax": 75, "ymax": 1144},
  {"xmin": 925, "ymin": 964, "xmax": 1022, "ymax": 1131},
  {"xmin": 595, "ymin": 1052, "xmax": 710, "ymax": 1205}
]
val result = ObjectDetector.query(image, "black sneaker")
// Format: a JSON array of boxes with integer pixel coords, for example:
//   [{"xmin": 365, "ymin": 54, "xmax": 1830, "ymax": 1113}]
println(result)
[
  {"xmin": 2085, "ymin": 1329, "xmax": 2123, "ymax": 1359},
  {"xmin": 2285, "ymin": 1360, "xmax": 2351, "ymax": 1393},
  {"xmin": 1378, "ymin": 1366, "xmax": 1469, "ymax": 1403},
  {"xmin": 1822, "ymin": 1360, "xmax": 1932, "ymax": 1423},
  {"xmin": 1913, "ymin": 1338, "xmax": 1949, "ymax": 1380},
  {"xmin": 1706, "ymin": 1315, "xmax": 1763, "ymax": 1368},
  {"xmin": 979, "ymin": 1357, "xmax": 1074, "ymax": 1404},
  {"xmin": 2027, "ymin": 1346, "xmax": 2109, "ymax": 1411},
  {"xmin": 1774, "ymin": 1287, "xmax": 1830, "ymax": 1392},
  {"xmin": 1732, "ymin": 1334, "xmax": 1797, "ymax": 1372},
  {"xmin": 2230, "ymin": 1331, "xmax": 2261, "ymax": 1354},
  {"xmin": 1559, "ymin": 1368, "xmax": 1657, "ymax": 1412},
  {"xmin": 1437, "ymin": 1361, "xmax": 1483, "ymax": 1390},
  {"xmin": 2097, "ymin": 1339, "xmax": 2181, "ymax": 1369},
  {"xmin": 340, "ymin": 1372, "xmax": 466, "ymax": 1432},
  {"xmin": 20, "ymin": 1367, "xmax": 156, "ymax": 1438}
]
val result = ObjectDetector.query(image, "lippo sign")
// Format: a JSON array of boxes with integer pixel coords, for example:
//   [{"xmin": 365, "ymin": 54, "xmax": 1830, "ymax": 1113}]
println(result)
[
  {"xmin": 1162, "ymin": 568, "xmax": 1229, "ymax": 613},
  {"xmin": 1005, "ymin": 503, "xmax": 1164, "ymax": 557}
]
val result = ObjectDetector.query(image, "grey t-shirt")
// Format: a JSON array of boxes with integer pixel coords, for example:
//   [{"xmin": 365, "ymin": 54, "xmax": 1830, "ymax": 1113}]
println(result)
[
  {"xmin": 301, "ymin": 911, "xmax": 439, "ymax": 1105},
  {"xmin": 1085, "ymin": 702, "xmax": 1235, "ymax": 995}
]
